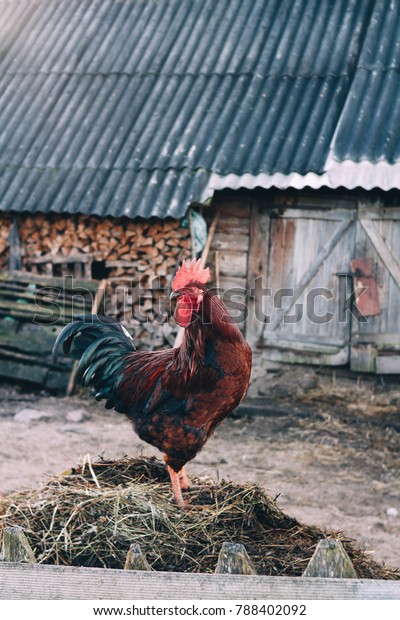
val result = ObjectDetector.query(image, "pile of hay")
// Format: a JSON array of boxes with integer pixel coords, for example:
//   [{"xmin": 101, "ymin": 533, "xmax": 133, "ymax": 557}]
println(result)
[{"xmin": 0, "ymin": 456, "xmax": 398, "ymax": 579}]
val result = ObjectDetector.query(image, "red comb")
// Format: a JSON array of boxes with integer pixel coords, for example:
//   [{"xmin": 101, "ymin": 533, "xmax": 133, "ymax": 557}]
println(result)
[{"xmin": 171, "ymin": 259, "xmax": 211, "ymax": 291}]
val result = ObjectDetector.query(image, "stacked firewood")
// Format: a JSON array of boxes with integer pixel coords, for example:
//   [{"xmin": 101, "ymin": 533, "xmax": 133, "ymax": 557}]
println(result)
[
  {"xmin": 0, "ymin": 215, "xmax": 12, "ymax": 270},
  {"xmin": 0, "ymin": 212, "xmax": 193, "ymax": 350},
  {"xmin": 15, "ymin": 214, "xmax": 190, "ymax": 265}
]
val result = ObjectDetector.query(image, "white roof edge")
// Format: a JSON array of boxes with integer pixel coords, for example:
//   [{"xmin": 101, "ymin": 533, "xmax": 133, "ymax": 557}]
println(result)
[
  {"xmin": 203, "ymin": 158, "xmax": 400, "ymax": 196},
  {"xmin": 324, "ymin": 154, "xmax": 400, "ymax": 191},
  {"xmin": 205, "ymin": 171, "xmax": 330, "ymax": 194}
]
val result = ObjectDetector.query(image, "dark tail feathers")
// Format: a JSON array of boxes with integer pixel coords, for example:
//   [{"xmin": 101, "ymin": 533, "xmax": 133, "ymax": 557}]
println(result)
[{"xmin": 53, "ymin": 315, "xmax": 136, "ymax": 411}]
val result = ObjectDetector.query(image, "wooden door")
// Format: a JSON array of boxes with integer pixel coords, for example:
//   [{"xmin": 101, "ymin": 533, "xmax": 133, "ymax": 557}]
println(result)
[
  {"xmin": 249, "ymin": 206, "xmax": 357, "ymax": 366},
  {"xmin": 351, "ymin": 204, "xmax": 400, "ymax": 373}
]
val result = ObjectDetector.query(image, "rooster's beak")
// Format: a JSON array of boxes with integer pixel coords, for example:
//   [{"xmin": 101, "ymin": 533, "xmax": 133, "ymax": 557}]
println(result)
[{"xmin": 169, "ymin": 291, "xmax": 179, "ymax": 300}]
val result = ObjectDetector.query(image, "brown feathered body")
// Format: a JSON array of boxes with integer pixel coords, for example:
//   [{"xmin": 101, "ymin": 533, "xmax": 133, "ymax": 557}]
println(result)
[{"xmin": 120, "ymin": 288, "xmax": 252, "ymax": 471}]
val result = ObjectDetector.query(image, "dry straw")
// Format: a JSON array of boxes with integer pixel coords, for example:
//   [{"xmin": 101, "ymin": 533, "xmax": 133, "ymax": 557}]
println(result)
[{"xmin": 0, "ymin": 456, "xmax": 398, "ymax": 578}]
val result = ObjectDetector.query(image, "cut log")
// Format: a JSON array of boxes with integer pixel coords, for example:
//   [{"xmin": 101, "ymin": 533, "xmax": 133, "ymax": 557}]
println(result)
[
  {"xmin": 215, "ymin": 542, "xmax": 257, "ymax": 575},
  {"xmin": 302, "ymin": 539, "xmax": 357, "ymax": 578}
]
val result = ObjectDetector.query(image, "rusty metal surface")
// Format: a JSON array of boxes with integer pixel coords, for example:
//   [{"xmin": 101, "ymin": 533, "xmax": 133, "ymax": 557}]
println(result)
[{"xmin": 350, "ymin": 258, "xmax": 381, "ymax": 318}]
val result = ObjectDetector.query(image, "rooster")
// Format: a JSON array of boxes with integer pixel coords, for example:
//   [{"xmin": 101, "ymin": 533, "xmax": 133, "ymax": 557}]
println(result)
[{"xmin": 53, "ymin": 259, "xmax": 252, "ymax": 507}]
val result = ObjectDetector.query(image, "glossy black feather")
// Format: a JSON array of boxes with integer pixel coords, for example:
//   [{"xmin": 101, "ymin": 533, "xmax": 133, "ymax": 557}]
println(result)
[{"xmin": 52, "ymin": 315, "xmax": 136, "ymax": 412}]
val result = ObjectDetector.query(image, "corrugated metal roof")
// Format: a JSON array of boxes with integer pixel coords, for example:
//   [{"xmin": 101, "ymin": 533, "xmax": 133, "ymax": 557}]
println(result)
[
  {"xmin": 333, "ymin": 0, "xmax": 400, "ymax": 164},
  {"xmin": 0, "ymin": 0, "xmax": 370, "ymax": 77},
  {"xmin": 0, "ymin": 0, "xmax": 398, "ymax": 219},
  {"xmin": 0, "ymin": 72, "xmax": 352, "ymax": 173}
]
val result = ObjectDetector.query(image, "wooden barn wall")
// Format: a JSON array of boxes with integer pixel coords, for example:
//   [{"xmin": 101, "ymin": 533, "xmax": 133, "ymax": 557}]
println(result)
[
  {"xmin": 211, "ymin": 189, "xmax": 400, "ymax": 397},
  {"xmin": 208, "ymin": 192, "xmax": 267, "ymax": 396},
  {"xmin": 206, "ymin": 193, "xmax": 251, "ymax": 337},
  {"xmin": 210, "ymin": 191, "xmax": 359, "ymax": 398},
  {"xmin": 208, "ymin": 195, "xmax": 251, "ymax": 291}
]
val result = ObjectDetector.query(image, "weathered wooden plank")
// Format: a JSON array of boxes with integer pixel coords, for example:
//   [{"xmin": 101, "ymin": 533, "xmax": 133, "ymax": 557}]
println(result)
[
  {"xmin": 124, "ymin": 544, "xmax": 152, "ymax": 571},
  {"xmin": 246, "ymin": 204, "xmax": 270, "ymax": 347},
  {"xmin": 215, "ymin": 204, "xmax": 251, "ymax": 219},
  {"xmin": 0, "ymin": 346, "xmax": 69, "ymax": 384},
  {"xmin": 375, "ymin": 355, "xmax": 400, "ymax": 374},
  {"xmin": 0, "ymin": 347, "xmax": 49, "ymax": 363},
  {"xmin": 0, "ymin": 320, "xmax": 18, "ymax": 335},
  {"xmin": 25, "ymin": 253, "xmax": 94, "ymax": 265},
  {"xmin": 0, "ymin": 321, "xmax": 63, "ymax": 338},
  {"xmin": 218, "ymin": 252, "xmax": 248, "ymax": 277},
  {"xmin": 0, "ymin": 359, "xmax": 49, "ymax": 384},
  {"xmin": 0, "ymin": 299, "xmax": 55, "ymax": 315},
  {"xmin": 0, "ymin": 527, "xmax": 36, "ymax": 564},
  {"xmin": 247, "ymin": 204, "xmax": 268, "ymax": 285},
  {"xmin": 218, "ymin": 223, "xmax": 250, "ymax": 236},
  {"xmin": 0, "ymin": 288, "xmax": 87, "ymax": 307},
  {"xmin": 350, "ymin": 344, "xmax": 376, "ymax": 373},
  {"xmin": 0, "ymin": 309, "xmax": 69, "ymax": 324},
  {"xmin": 0, "ymin": 271, "xmax": 99, "ymax": 292},
  {"xmin": 218, "ymin": 216, "xmax": 251, "ymax": 231},
  {"xmin": 360, "ymin": 218, "xmax": 400, "ymax": 293},
  {"xmin": 353, "ymin": 333, "xmax": 400, "ymax": 349},
  {"xmin": 0, "ymin": 301, "xmax": 82, "ymax": 323},
  {"xmin": 0, "ymin": 281, "xmax": 46, "ymax": 292},
  {"xmin": 188, "ymin": 208, "xmax": 197, "ymax": 260},
  {"xmin": 359, "ymin": 205, "xmax": 400, "ymax": 220},
  {"xmin": 0, "ymin": 331, "xmax": 58, "ymax": 356},
  {"xmin": 0, "ymin": 283, "xmax": 90, "ymax": 306},
  {"xmin": 212, "ymin": 234, "xmax": 249, "ymax": 252},
  {"xmin": 0, "ymin": 563, "xmax": 399, "ymax": 600},
  {"xmin": 0, "ymin": 296, "xmax": 88, "ymax": 316},
  {"xmin": 262, "ymin": 338, "xmax": 342, "ymax": 355},
  {"xmin": 215, "ymin": 543, "xmax": 257, "ymax": 575},
  {"xmin": 266, "ymin": 333, "xmax": 347, "ymax": 348},
  {"xmin": 302, "ymin": 540, "xmax": 357, "ymax": 579},
  {"xmin": 43, "ymin": 369, "xmax": 70, "ymax": 391},
  {"xmin": 105, "ymin": 260, "xmax": 139, "ymax": 268},
  {"xmin": 219, "ymin": 276, "xmax": 247, "ymax": 291},
  {"xmin": 272, "ymin": 194, "xmax": 356, "ymax": 210},
  {"xmin": 275, "ymin": 208, "xmax": 357, "ymax": 221},
  {"xmin": 263, "ymin": 347, "xmax": 349, "ymax": 367}
]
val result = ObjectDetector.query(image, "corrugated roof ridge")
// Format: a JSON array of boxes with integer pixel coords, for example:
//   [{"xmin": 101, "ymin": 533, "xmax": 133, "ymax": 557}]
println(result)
[
  {"xmin": 2, "ymin": 159, "xmax": 351, "ymax": 181},
  {"xmin": 0, "ymin": 162, "xmax": 216, "ymax": 174},
  {"xmin": 0, "ymin": 70, "xmax": 363, "ymax": 79},
  {"xmin": 356, "ymin": 65, "xmax": 400, "ymax": 74}
]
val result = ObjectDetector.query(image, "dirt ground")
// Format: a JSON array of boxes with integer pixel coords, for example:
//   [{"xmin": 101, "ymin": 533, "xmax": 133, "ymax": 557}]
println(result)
[{"xmin": 0, "ymin": 370, "xmax": 399, "ymax": 570}]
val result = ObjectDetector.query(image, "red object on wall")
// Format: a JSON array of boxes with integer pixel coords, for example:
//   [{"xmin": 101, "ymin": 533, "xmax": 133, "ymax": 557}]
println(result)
[{"xmin": 350, "ymin": 258, "xmax": 381, "ymax": 317}]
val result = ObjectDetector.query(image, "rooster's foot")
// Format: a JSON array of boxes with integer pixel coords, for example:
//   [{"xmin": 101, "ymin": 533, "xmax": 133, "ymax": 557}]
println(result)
[{"xmin": 178, "ymin": 467, "xmax": 190, "ymax": 491}]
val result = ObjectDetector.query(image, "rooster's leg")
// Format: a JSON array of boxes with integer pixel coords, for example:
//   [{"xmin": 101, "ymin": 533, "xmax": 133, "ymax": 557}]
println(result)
[
  {"xmin": 167, "ymin": 465, "xmax": 186, "ymax": 508},
  {"xmin": 179, "ymin": 467, "xmax": 190, "ymax": 491}
]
